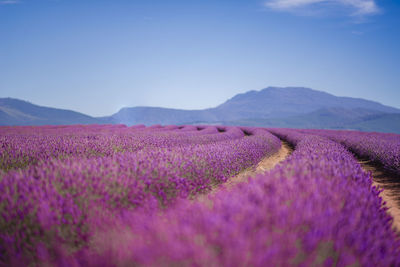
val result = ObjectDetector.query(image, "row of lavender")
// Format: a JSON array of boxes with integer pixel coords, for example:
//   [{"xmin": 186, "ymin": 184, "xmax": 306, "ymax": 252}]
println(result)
[
  {"xmin": 0, "ymin": 124, "xmax": 251, "ymax": 172},
  {"xmin": 39, "ymin": 128, "xmax": 400, "ymax": 266},
  {"xmin": 296, "ymin": 129, "xmax": 400, "ymax": 175},
  {"xmin": 0, "ymin": 125, "xmax": 281, "ymax": 264}
]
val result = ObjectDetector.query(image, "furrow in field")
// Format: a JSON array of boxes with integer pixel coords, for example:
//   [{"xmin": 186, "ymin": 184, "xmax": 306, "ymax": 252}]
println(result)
[
  {"xmin": 224, "ymin": 141, "xmax": 293, "ymax": 187},
  {"xmin": 358, "ymin": 160, "xmax": 400, "ymax": 232},
  {"xmin": 196, "ymin": 141, "xmax": 293, "ymax": 201}
]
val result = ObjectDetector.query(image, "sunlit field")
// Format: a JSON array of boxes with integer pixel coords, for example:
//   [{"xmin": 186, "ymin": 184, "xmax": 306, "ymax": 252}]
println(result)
[{"xmin": 1, "ymin": 125, "xmax": 399, "ymax": 266}]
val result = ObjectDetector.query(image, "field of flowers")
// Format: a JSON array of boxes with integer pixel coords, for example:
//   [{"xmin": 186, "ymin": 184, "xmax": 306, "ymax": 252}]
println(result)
[
  {"xmin": 296, "ymin": 129, "xmax": 400, "ymax": 175},
  {"xmin": 0, "ymin": 124, "xmax": 280, "ymax": 265},
  {"xmin": 0, "ymin": 125, "xmax": 400, "ymax": 266}
]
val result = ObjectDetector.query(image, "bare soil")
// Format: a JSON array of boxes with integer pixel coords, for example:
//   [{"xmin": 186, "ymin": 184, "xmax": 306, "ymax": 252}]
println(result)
[
  {"xmin": 196, "ymin": 141, "xmax": 293, "ymax": 201},
  {"xmin": 359, "ymin": 160, "xmax": 400, "ymax": 232},
  {"xmin": 222, "ymin": 141, "xmax": 293, "ymax": 190}
]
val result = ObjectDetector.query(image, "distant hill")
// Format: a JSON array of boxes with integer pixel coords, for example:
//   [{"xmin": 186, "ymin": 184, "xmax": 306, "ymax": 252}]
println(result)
[
  {"xmin": 0, "ymin": 98, "xmax": 102, "ymax": 126},
  {"xmin": 111, "ymin": 107, "xmax": 217, "ymax": 126},
  {"xmin": 109, "ymin": 87, "xmax": 400, "ymax": 126},
  {"xmin": 2, "ymin": 87, "xmax": 400, "ymax": 134},
  {"xmin": 214, "ymin": 87, "xmax": 400, "ymax": 120}
]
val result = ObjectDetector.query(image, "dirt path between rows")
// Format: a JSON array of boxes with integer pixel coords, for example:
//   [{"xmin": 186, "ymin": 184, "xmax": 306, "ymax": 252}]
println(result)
[
  {"xmin": 222, "ymin": 141, "xmax": 293, "ymax": 190},
  {"xmin": 358, "ymin": 160, "xmax": 400, "ymax": 232},
  {"xmin": 196, "ymin": 141, "xmax": 293, "ymax": 201}
]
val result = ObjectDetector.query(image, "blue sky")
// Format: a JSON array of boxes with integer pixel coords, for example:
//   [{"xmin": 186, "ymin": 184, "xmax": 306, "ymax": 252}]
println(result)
[{"xmin": 0, "ymin": 0, "xmax": 399, "ymax": 116}]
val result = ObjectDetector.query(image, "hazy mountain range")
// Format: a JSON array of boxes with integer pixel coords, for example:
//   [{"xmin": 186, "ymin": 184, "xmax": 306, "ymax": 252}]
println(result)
[
  {"xmin": 1, "ymin": 87, "xmax": 400, "ymax": 133},
  {"xmin": 0, "ymin": 98, "xmax": 100, "ymax": 126}
]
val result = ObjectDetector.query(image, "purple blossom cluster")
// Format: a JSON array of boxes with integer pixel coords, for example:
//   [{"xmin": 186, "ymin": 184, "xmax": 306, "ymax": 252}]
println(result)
[
  {"xmin": 0, "ymin": 124, "xmax": 253, "ymax": 172},
  {"xmin": 39, "ymin": 128, "xmax": 400, "ymax": 266},
  {"xmin": 0, "ymin": 125, "xmax": 280, "ymax": 265},
  {"xmin": 295, "ymin": 129, "xmax": 400, "ymax": 175}
]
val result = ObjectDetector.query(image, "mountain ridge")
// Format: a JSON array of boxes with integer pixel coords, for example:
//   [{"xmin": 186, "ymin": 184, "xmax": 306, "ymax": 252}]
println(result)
[
  {"xmin": 109, "ymin": 87, "xmax": 400, "ymax": 125},
  {"xmin": 0, "ymin": 97, "xmax": 101, "ymax": 126},
  {"xmin": 1, "ymin": 87, "xmax": 400, "ymax": 133}
]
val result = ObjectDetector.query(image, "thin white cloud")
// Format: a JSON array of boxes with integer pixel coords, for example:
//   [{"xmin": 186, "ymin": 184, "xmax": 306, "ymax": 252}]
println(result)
[
  {"xmin": 0, "ymin": 0, "xmax": 20, "ymax": 4},
  {"xmin": 264, "ymin": 0, "xmax": 380, "ymax": 16}
]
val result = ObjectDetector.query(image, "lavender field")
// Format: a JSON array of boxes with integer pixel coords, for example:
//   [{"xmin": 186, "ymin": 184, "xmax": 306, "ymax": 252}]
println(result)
[{"xmin": 1, "ymin": 125, "xmax": 400, "ymax": 266}]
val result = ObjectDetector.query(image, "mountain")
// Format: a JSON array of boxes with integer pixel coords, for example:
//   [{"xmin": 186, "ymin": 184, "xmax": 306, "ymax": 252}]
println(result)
[
  {"xmin": 110, "ymin": 87, "xmax": 400, "ymax": 126},
  {"xmin": 111, "ymin": 107, "xmax": 217, "ymax": 126},
  {"xmin": 0, "ymin": 98, "xmax": 102, "ymax": 126},
  {"xmin": 214, "ymin": 87, "xmax": 400, "ymax": 119},
  {"xmin": 2, "ymin": 87, "xmax": 400, "ymax": 134}
]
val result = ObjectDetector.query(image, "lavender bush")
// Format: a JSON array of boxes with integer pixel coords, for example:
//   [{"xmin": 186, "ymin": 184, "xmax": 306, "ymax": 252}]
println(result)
[
  {"xmin": 0, "ymin": 125, "xmax": 280, "ymax": 264},
  {"xmin": 43, "ymin": 128, "xmax": 400, "ymax": 266},
  {"xmin": 297, "ymin": 129, "xmax": 400, "ymax": 175}
]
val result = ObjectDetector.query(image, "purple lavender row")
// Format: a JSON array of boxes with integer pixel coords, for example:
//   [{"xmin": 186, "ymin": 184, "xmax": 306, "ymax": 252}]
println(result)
[
  {"xmin": 53, "ymin": 128, "xmax": 400, "ymax": 266},
  {"xmin": 0, "ymin": 126, "xmax": 280, "ymax": 264},
  {"xmin": 0, "ymin": 125, "xmax": 246, "ymax": 171},
  {"xmin": 295, "ymin": 129, "xmax": 400, "ymax": 175}
]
